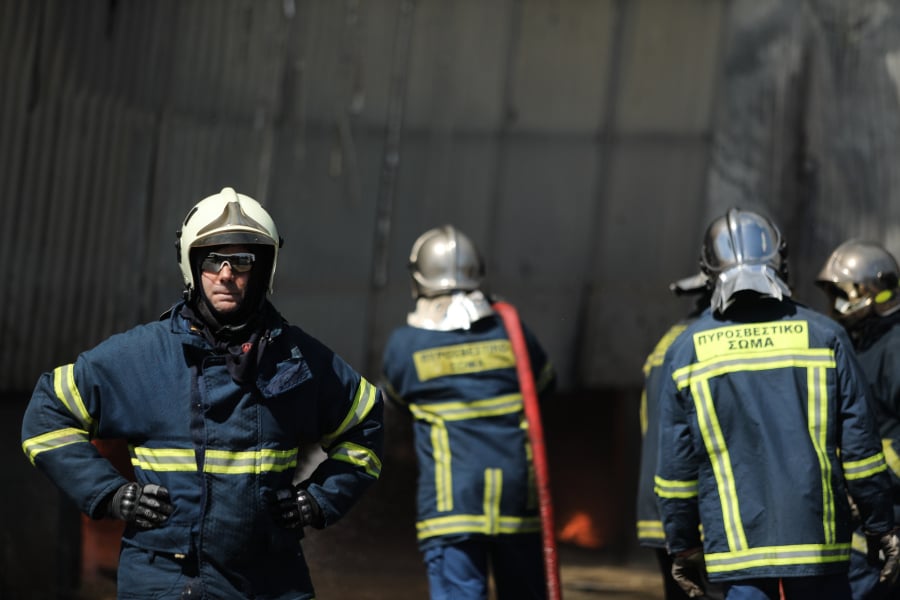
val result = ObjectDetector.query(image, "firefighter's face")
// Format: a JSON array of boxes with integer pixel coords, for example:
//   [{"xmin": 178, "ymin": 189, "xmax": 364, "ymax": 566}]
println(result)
[{"xmin": 199, "ymin": 244, "xmax": 253, "ymax": 314}]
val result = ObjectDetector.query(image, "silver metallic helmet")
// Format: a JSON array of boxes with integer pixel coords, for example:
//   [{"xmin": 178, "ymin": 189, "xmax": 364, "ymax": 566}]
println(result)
[
  {"xmin": 700, "ymin": 208, "xmax": 790, "ymax": 314},
  {"xmin": 408, "ymin": 225, "xmax": 484, "ymax": 299},
  {"xmin": 815, "ymin": 239, "xmax": 900, "ymax": 327},
  {"xmin": 176, "ymin": 187, "xmax": 282, "ymax": 296}
]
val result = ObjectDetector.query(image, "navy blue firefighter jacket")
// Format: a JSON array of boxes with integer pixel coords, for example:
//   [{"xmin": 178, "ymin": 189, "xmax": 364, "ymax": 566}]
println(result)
[
  {"xmin": 381, "ymin": 312, "xmax": 555, "ymax": 551},
  {"xmin": 655, "ymin": 299, "xmax": 893, "ymax": 582},
  {"xmin": 21, "ymin": 300, "xmax": 383, "ymax": 598}
]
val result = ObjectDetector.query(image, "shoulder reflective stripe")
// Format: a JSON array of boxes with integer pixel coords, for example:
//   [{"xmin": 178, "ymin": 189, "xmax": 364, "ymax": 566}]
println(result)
[
  {"xmin": 130, "ymin": 447, "xmax": 299, "ymax": 474},
  {"xmin": 484, "ymin": 468, "xmax": 502, "ymax": 535},
  {"xmin": 843, "ymin": 452, "xmax": 888, "ymax": 480},
  {"xmin": 329, "ymin": 441, "xmax": 383, "ymax": 478},
  {"xmin": 644, "ymin": 324, "xmax": 688, "ymax": 375},
  {"xmin": 204, "ymin": 448, "xmax": 299, "ymax": 474},
  {"xmin": 22, "ymin": 427, "xmax": 90, "ymax": 464},
  {"xmin": 654, "ymin": 475, "xmax": 698, "ymax": 498},
  {"xmin": 883, "ymin": 439, "xmax": 900, "ymax": 478},
  {"xmin": 704, "ymin": 543, "xmax": 850, "ymax": 573},
  {"xmin": 673, "ymin": 350, "xmax": 836, "ymax": 389},
  {"xmin": 412, "ymin": 339, "xmax": 516, "ymax": 382},
  {"xmin": 692, "ymin": 379, "xmax": 748, "ymax": 551},
  {"xmin": 416, "ymin": 513, "xmax": 541, "ymax": 540},
  {"xmin": 53, "ymin": 364, "xmax": 93, "ymax": 432},
  {"xmin": 409, "ymin": 394, "xmax": 523, "ymax": 421},
  {"xmin": 321, "ymin": 377, "xmax": 378, "ymax": 448},
  {"xmin": 807, "ymin": 366, "xmax": 836, "ymax": 544},
  {"xmin": 433, "ymin": 421, "xmax": 452, "ymax": 511},
  {"xmin": 637, "ymin": 520, "xmax": 665, "ymax": 541},
  {"xmin": 692, "ymin": 321, "xmax": 809, "ymax": 362}
]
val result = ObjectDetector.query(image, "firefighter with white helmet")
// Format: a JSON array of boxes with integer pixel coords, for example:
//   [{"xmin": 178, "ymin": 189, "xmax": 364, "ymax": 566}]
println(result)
[
  {"xmin": 655, "ymin": 208, "xmax": 898, "ymax": 599},
  {"xmin": 381, "ymin": 225, "xmax": 556, "ymax": 599},
  {"xmin": 817, "ymin": 240, "xmax": 900, "ymax": 600},
  {"xmin": 22, "ymin": 187, "xmax": 384, "ymax": 599}
]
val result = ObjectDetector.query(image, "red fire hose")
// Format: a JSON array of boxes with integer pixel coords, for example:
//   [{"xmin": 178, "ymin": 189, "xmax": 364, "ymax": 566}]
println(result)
[{"xmin": 494, "ymin": 301, "xmax": 562, "ymax": 600}]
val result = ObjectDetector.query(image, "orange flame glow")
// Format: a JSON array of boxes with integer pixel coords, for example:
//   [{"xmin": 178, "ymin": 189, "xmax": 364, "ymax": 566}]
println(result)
[{"xmin": 558, "ymin": 511, "xmax": 603, "ymax": 548}]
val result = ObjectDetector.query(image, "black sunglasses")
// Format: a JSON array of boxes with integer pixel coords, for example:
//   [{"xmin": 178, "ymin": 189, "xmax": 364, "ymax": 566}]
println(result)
[{"xmin": 200, "ymin": 252, "xmax": 256, "ymax": 274}]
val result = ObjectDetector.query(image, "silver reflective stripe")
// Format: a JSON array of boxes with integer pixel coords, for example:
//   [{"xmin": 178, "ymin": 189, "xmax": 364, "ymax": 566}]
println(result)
[
  {"xmin": 22, "ymin": 427, "xmax": 90, "ymax": 464},
  {"xmin": 322, "ymin": 377, "xmax": 378, "ymax": 447},
  {"xmin": 53, "ymin": 364, "xmax": 93, "ymax": 431}
]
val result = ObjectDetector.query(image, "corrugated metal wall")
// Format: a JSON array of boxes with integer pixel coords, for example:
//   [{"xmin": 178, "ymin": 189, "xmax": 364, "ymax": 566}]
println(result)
[
  {"xmin": 7, "ymin": 0, "xmax": 899, "ymax": 396},
  {"xmin": 0, "ymin": 0, "xmax": 724, "ymax": 394}
]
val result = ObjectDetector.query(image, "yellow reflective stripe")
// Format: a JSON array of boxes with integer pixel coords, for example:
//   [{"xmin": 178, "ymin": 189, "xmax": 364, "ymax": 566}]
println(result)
[
  {"xmin": 409, "ymin": 394, "xmax": 523, "ymax": 421},
  {"xmin": 843, "ymin": 452, "xmax": 888, "ymax": 480},
  {"xmin": 637, "ymin": 520, "xmax": 665, "ymax": 541},
  {"xmin": 807, "ymin": 366, "xmax": 836, "ymax": 544},
  {"xmin": 884, "ymin": 439, "xmax": 900, "ymax": 478},
  {"xmin": 204, "ymin": 448, "xmax": 298, "ymax": 474},
  {"xmin": 416, "ymin": 514, "xmax": 542, "ymax": 540},
  {"xmin": 705, "ymin": 543, "xmax": 850, "ymax": 573},
  {"xmin": 131, "ymin": 447, "xmax": 197, "ymax": 472},
  {"xmin": 130, "ymin": 447, "xmax": 299, "ymax": 474},
  {"xmin": 484, "ymin": 468, "xmax": 502, "ymax": 535},
  {"xmin": 321, "ymin": 377, "xmax": 378, "ymax": 448},
  {"xmin": 329, "ymin": 441, "xmax": 382, "ymax": 478},
  {"xmin": 22, "ymin": 427, "xmax": 90, "ymax": 464},
  {"xmin": 535, "ymin": 361, "xmax": 555, "ymax": 393},
  {"xmin": 640, "ymin": 388, "xmax": 648, "ymax": 437},
  {"xmin": 654, "ymin": 475, "xmax": 698, "ymax": 498},
  {"xmin": 673, "ymin": 350, "xmax": 835, "ymax": 389},
  {"xmin": 432, "ymin": 421, "xmax": 452, "ymax": 511},
  {"xmin": 53, "ymin": 364, "xmax": 93, "ymax": 431},
  {"xmin": 413, "ymin": 340, "xmax": 515, "ymax": 382},
  {"xmin": 692, "ymin": 379, "xmax": 747, "ymax": 551},
  {"xmin": 522, "ymin": 418, "xmax": 537, "ymax": 510},
  {"xmin": 644, "ymin": 324, "xmax": 688, "ymax": 376},
  {"xmin": 852, "ymin": 531, "xmax": 868, "ymax": 554}
]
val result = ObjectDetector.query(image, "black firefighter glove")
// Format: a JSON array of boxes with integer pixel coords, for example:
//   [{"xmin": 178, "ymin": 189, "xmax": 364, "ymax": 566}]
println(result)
[
  {"xmin": 671, "ymin": 548, "xmax": 707, "ymax": 598},
  {"xmin": 866, "ymin": 529, "xmax": 900, "ymax": 585},
  {"xmin": 272, "ymin": 486, "xmax": 325, "ymax": 530},
  {"xmin": 106, "ymin": 482, "xmax": 174, "ymax": 530}
]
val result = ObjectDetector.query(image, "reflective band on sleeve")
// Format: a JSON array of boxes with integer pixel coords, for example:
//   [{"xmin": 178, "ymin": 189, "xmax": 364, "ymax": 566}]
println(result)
[
  {"xmin": 637, "ymin": 520, "xmax": 666, "ymax": 541},
  {"xmin": 53, "ymin": 364, "xmax": 93, "ymax": 431},
  {"xmin": 22, "ymin": 427, "xmax": 90, "ymax": 464},
  {"xmin": 329, "ymin": 441, "xmax": 383, "ymax": 478},
  {"xmin": 321, "ymin": 377, "xmax": 378, "ymax": 448},
  {"xmin": 883, "ymin": 439, "xmax": 900, "ymax": 478},
  {"xmin": 843, "ymin": 452, "xmax": 888, "ymax": 480},
  {"xmin": 654, "ymin": 476, "xmax": 698, "ymax": 498}
]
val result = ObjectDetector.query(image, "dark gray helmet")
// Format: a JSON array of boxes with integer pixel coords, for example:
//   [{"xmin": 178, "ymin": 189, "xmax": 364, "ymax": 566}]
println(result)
[
  {"xmin": 408, "ymin": 225, "xmax": 484, "ymax": 299},
  {"xmin": 700, "ymin": 208, "xmax": 790, "ymax": 313},
  {"xmin": 816, "ymin": 239, "xmax": 900, "ymax": 327}
]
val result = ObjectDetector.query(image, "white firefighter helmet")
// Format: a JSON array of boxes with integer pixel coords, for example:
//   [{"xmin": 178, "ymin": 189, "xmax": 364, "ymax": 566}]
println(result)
[
  {"xmin": 700, "ymin": 208, "xmax": 790, "ymax": 314},
  {"xmin": 815, "ymin": 239, "xmax": 900, "ymax": 327},
  {"xmin": 176, "ymin": 187, "xmax": 281, "ymax": 295},
  {"xmin": 408, "ymin": 225, "xmax": 484, "ymax": 299}
]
